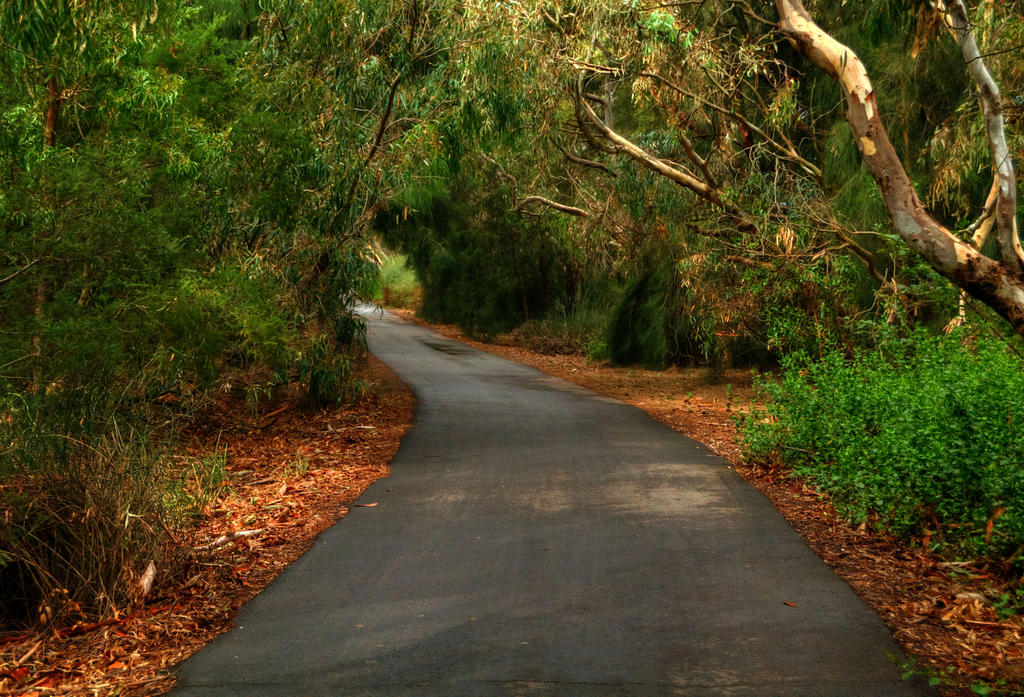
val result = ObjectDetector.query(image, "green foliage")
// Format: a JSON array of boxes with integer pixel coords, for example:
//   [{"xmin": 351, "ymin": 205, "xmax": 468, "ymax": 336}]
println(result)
[
  {"xmin": 2, "ymin": 0, "xmax": 1024, "ymax": 636},
  {"xmin": 742, "ymin": 331, "xmax": 1024, "ymax": 561},
  {"xmin": 378, "ymin": 253, "xmax": 422, "ymax": 309},
  {"xmin": 994, "ymin": 588, "xmax": 1024, "ymax": 621},
  {"xmin": 0, "ymin": 0, "xmax": 447, "ymax": 626},
  {"xmin": 608, "ymin": 269, "xmax": 675, "ymax": 367},
  {"xmin": 510, "ymin": 281, "xmax": 618, "ymax": 357},
  {"xmin": 168, "ymin": 448, "xmax": 230, "ymax": 514},
  {"xmin": 296, "ymin": 334, "xmax": 363, "ymax": 407},
  {"xmin": 382, "ymin": 172, "xmax": 569, "ymax": 338},
  {"xmin": 640, "ymin": 9, "xmax": 692, "ymax": 47}
]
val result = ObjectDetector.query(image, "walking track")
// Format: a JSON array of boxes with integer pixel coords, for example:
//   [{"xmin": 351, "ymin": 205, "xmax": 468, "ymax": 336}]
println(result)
[{"xmin": 172, "ymin": 309, "xmax": 933, "ymax": 696}]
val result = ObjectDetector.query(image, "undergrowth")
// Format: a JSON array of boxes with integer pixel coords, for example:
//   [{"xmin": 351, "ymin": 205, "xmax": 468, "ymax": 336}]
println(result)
[
  {"xmin": 509, "ymin": 287, "xmax": 613, "ymax": 358},
  {"xmin": 742, "ymin": 329, "xmax": 1024, "ymax": 566},
  {"xmin": 378, "ymin": 253, "xmax": 421, "ymax": 310},
  {"xmin": 0, "ymin": 427, "xmax": 185, "ymax": 628}
]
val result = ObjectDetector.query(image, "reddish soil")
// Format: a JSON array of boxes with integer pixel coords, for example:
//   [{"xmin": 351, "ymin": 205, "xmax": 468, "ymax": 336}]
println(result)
[
  {"xmin": 0, "ymin": 356, "xmax": 415, "ymax": 696},
  {"xmin": 391, "ymin": 308, "xmax": 1023, "ymax": 697}
]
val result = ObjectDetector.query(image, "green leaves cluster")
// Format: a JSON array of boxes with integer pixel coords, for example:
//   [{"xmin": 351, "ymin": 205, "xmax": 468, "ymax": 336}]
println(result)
[{"xmin": 743, "ymin": 332, "xmax": 1024, "ymax": 561}]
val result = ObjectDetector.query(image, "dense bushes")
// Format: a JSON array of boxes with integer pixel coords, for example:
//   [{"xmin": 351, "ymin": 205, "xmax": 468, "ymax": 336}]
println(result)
[
  {"xmin": 382, "ymin": 183, "xmax": 570, "ymax": 338},
  {"xmin": 742, "ymin": 331, "xmax": 1024, "ymax": 562},
  {"xmin": 0, "ymin": 430, "xmax": 217, "ymax": 626},
  {"xmin": 0, "ymin": 2, "xmax": 382, "ymax": 628}
]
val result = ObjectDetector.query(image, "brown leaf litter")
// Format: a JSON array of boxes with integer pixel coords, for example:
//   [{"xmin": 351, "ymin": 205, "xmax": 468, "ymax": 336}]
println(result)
[{"xmin": 0, "ymin": 356, "xmax": 415, "ymax": 696}]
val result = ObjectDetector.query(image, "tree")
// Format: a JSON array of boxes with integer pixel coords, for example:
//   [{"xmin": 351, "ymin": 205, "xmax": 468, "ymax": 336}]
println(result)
[
  {"xmin": 776, "ymin": 0, "xmax": 1024, "ymax": 334},
  {"xmin": 509, "ymin": 0, "xmax": 1024, "ymax": 337}
]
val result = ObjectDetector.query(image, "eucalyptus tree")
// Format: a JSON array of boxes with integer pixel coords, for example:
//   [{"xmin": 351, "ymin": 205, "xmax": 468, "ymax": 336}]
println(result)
[
  {"xmin": 474, "ymin": 1, "xmax": 1024, "ymax": 337},
  {"xmin": 440, "ymin": 1, "xmax": 882, "ymax": 357},
  {"xmin": 776, "ymin": 0, "xmax": 1024, "ymax": 333},
  {"xmin": 0, "ymin": 0, "xmax": 484, "ymax": 622}
]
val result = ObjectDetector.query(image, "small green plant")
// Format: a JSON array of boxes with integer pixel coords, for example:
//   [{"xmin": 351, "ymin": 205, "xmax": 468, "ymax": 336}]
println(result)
[
  {"xmin": 165, "ymin": 447, "xmax": 229, "ymax": 516},
  {"xmin": 586, "ymin": 335, "xmax": 608, "ymax": 361},
  {"xmin": 245, "ymin": 383, "xmax": 274, "ymax": 417},
  {"xmin": 296, "ymin": 334, "xmax": 361, "ymax": 406},
  {"xmin": 191, "ymin": 450, "xmax": 229, "ymax": 507},
  {"xmin": 284, "ymin": 457, "xmax": 310, "ymax": 479},
  {"xmin": 994, "ymin": 588, "xmax": 1024, "ymax": 621}
]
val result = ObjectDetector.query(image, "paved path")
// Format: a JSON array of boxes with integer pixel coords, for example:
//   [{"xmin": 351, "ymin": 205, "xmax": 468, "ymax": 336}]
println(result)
[{"xmin": 172, "ymin": 309, "xmax": 933, "ymax": 696}]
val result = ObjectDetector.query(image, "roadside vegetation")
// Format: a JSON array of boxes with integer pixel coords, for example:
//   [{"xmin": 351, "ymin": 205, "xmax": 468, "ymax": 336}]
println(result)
[
  {"xmin": 379, "ymin": 1, "xmax": 1024, "ymax": 571},
  {"xmin": 377, "ymin": 253, "xmax": 422, "ymax": 311},
  {"xmin": 744, "ymin": 332, "xmax": 1024, "ymax": 568},
  {"xmin": 4, "ymin": 0, "xmax": 1024, "ymax": 694}
]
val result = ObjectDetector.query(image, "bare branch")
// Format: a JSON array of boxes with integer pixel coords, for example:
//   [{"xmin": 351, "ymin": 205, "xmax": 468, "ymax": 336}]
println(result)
[
  {"xmin": 0, "ymin": 258, "xmax": 42, "ymax": 285},
  {"xmin": 559, "ymin": 145, "xmax": 613, "ymax": 174},
  {"xmin": 573, "ymin": 74, "xmax": 756, "ymax": 230},
  {"xmin": 515, "ymin": 196, "xmax": 591, "ymax": 217},
  {"xmin": 725, "ymin": 254, "xmax": 775, "ymax": 270},
  {"xmin": 640, "ymin": 71, "xmax": 823, "ymax": 182}
]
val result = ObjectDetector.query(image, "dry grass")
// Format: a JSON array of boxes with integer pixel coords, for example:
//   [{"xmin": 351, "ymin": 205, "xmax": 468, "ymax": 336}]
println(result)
[{"xmin": 0, "ymin": 356, "xmax": 416, "ymax": 696}]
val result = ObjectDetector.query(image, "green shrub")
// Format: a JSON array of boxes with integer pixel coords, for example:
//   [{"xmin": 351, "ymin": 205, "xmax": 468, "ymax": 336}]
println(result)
[
  {"xmin": 509, "ymin": 283, "xmax": 615, "ymax": 357},
  {"xmin": 296, "ymin": 333, "xmax": 363, "ymax": 406},
  {"xmin": 742, "ymin": 330, "xmax": 1024, "ymax": 562},
  {"xmin": 381, "ymin": 179, "xmax": 569, "ymax": 339},
  {"xmin": 608, "ymin": 270, "xmax": 674, "ymax": 367},
  {"xmin": 607, "ymin": 263, "xmax": 741, "ymax": 368}
]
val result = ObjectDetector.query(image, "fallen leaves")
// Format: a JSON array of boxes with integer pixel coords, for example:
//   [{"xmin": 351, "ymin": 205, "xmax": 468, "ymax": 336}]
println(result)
[
  {"xmin": 0, "ymin": 356, "xmax": 415, "ymax": 697},
  {"xmin": 198, "ymin": 529, "xmax": 264, "ymax": 551}
]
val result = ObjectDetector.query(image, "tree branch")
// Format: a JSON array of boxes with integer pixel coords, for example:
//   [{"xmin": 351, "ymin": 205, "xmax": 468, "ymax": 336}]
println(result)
[
  {"xmin": 934, "ymin": 0, "xmax": 1024, "ymax": 272},
  {"xmin": 515, "ymin": 196, "xmax": 590, "ymax": 217},
  {"xmin": 573, "ymin": 74, "xmax": 756, "ymax": 231},
  {"xmin": 0, "ymin": 258, "xmax": 41, "ymax": 285},
  {"xmin": 776, "ymin": 0, "xmax": 1024, "ymax": 335},
  {"xmin": 559, "ymin": 145, "xmax": 613, "ymax": 174},
  {"xmin": 640, "ymin": 70, "xmax": 823, "ymax": 182}
]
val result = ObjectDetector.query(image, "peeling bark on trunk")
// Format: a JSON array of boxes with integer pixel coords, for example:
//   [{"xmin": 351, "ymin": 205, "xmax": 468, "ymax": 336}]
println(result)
[{"xmin": 775, "ymin": 0, "xmax": 1024, "ymax": 336}]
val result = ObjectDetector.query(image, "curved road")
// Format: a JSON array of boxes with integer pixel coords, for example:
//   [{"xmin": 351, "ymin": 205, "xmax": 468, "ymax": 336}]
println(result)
[{"xmin": 173, "ymin": 309, "xmax": 933, "ymax": 696}]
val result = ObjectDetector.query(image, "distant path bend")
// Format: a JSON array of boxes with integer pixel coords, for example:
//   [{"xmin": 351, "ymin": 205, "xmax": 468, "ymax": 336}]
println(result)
[{"xmin": 172, "ymin": 308, "xmax": 933, "ymax": 696}]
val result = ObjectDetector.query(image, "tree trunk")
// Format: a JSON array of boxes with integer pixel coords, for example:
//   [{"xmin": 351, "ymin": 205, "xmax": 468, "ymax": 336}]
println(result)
[
  {"xmin": 44, "ymin": 77, "xmax": 59, "ymax": 147},
  {"xmin": 775, "ymin": 0, "xmax": 1024, "ymax": 336},
  {"xmin": 32, "ymin": 76, "xmax": 61, "ymax": 392}
]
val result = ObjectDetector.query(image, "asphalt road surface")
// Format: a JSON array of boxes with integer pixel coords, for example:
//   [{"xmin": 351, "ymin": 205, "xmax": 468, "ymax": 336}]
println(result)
[{"xmin": 172, "ymin": 308, "xmax": 934, "ymax": 696}]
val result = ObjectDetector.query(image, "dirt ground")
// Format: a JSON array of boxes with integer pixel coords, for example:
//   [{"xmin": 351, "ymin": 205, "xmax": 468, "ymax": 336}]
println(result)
[
  {"xmin": 391, "ymin": 308, "xmax": 1024, "ymax": 697},
  {"xmin": 0, "ymin": 356, "xmax": 415, "ymax": 696}
]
